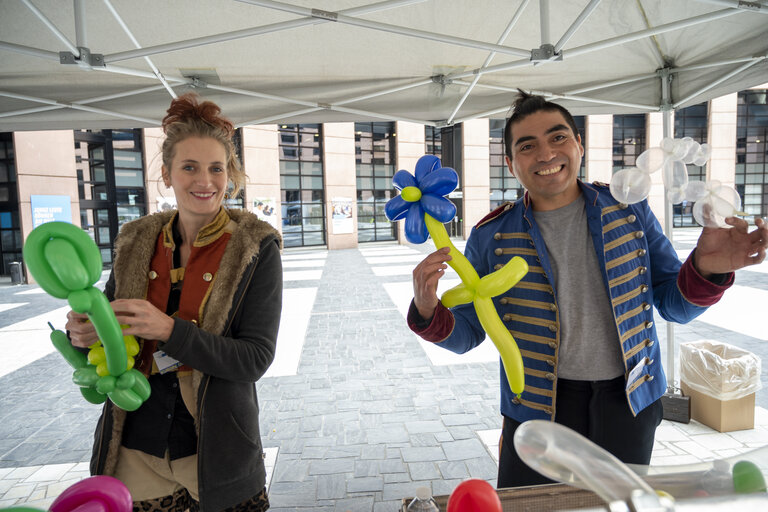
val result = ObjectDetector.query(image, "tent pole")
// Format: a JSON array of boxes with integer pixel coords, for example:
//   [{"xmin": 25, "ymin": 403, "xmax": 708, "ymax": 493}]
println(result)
[
  {"xmin": 240, "ymin": 0, "xmax": 530, "ymax": 57},
  {"xmin": 673, "ymin": 58, "xmax": 765, "ymax": 108},
  {"xmin": 540, "ymin": 0, "xmax": 550, "ymax": 46},
  {"xmin": 0, "ymin": 41, "xmax": 59, "ymax": 61},
  {"xmin": 0, "ymin": 90, "xmax": 161, "ymax": 125},
  {"xmin": 660, "ymin": 69, "xmax": 676, "ymax": 390},
  {"xmin": 207, "ymin": 84, "xmax": 317, "ymax": 108},
  {"xmin": 21, "ymin": 0, "xmax": 80, "ymax": 57},
  {"xmin": 330, "ymin": 105, "xmax": 437, "ymax": 126},
  {"xmin": 74, "ymin": 0, "xmax": 87, "ymax": 48},
  {"xmin": 103, "ymin": 0, "xmax": 177, "ymax": 99},
  {"xmin": 446, "ymin": 0, "xmax": 529, "ymax": 124},
  {"xmin": 105, "ymin": 0, "xmax": 427, "ymax": 63},
  {"xmin": 237, "ymin": 107, "xmax": 325, "ymax": 127},
  {"xmin": 334, "ymin": 79, "xmax": 434, "ymax": 107},
  {"xmin": 694, "ymin": 0, "xmax": 768, "ymax": 13},
  {"xmin": 554, "ymin": 0, "xmax": 602, "ymax": 53}
]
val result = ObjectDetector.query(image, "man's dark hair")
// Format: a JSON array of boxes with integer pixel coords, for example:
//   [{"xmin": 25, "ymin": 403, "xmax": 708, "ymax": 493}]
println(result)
[{"xmin": 503, "ymin": 90, "xmax": 579, "ymax": 159}]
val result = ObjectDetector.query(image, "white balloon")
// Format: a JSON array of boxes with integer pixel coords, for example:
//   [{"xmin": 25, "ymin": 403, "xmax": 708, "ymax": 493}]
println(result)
[
  {"xmin": 667, "ymin": 187, "xmax": 686, "ymax": 204},
  {"xmin": 662, "ymin": 160, "xmax": 689, "ymax": 191},
  {"xmin": 693, "ymin": 143, "xmax": 712, "ymax": 166},
  {"xmin": 682, "ymin": 140, "xmax": 701, "ymax": 164},
  {"xmin": 661, "ymin": 137, "xmax": 676, "ymax": 153},
  {"xmin": 693, "ymin": 197, "xmax": 728, "ymax": 228},
  {"xmin": 672, "ymin": 137, "xmax": 693, "ymax": 160},
  {"xmin": 684, "ymin": 180, "xmax": 708, "ymax": 202},
  {"xmin": 636, "ymin": 147, "xmax": 667, "ymax": 173},
  {"xmin": 610, "ymin": 168, "xmax": 651, "ymax": 204},
  {"xmin": 712, "ymin": 185, "xmax": 741, "ymax": 214}
]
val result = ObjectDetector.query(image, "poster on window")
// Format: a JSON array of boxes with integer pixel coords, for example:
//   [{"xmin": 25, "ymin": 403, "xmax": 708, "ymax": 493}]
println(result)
[
  {"xmin": 331, "ymin": 197, "xmax": 354, "ymax": 234},
  {"xmin": 253, "ymin": 198, "xmax": 278, "ymax": 228},
  {"xmin": 30, "ymin": 195, "xmax": 72, "ymax": 227}
]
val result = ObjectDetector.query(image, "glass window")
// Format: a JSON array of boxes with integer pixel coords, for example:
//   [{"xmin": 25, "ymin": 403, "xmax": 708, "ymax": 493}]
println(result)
[
  {"xmin": 279, "ymin": 125, "xmax": 326, "ymax": 247},
  {"xmin": 356, "ymin": 122, "xmax": 396, "ymax": 242},
  {"xmin": 735, "ymin": 90, "xmax": 768, "ymax": 220}
]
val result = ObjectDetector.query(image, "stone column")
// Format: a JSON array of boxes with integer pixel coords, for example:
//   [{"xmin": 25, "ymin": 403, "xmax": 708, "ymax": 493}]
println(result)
[
  {"xmin": 461, "ymin": 118, "xmax": 490, "ymax": 238},
  {"xmin": 396, "ymin": 121, "xmax": 426, "ymax": 244},
  {"xmin": 323, "ymin": 123, "xmax": 357, "ymax": 250}
]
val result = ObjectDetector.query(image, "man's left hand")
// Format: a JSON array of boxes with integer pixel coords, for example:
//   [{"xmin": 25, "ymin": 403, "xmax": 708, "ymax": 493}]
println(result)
[{"xmin": 694, "ymin": 216, "xmax": 768, "ymax": 279}]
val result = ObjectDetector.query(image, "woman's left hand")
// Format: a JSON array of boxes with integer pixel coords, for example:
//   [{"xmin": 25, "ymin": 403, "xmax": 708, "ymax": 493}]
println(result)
[{"xmin": 111, "ymin": 299, "xmax": 175, "ymax": 342}]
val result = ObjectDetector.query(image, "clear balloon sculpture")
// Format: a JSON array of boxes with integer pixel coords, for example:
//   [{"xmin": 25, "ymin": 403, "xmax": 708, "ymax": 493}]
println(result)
[{"xmin": 610, "ymin": 136, "xmax": 745, "ymax": 228}]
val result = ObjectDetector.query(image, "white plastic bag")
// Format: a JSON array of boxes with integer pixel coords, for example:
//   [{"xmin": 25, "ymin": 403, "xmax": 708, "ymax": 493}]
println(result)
[{"xmin": 680, "ymin": 340, "xmax": 762, "ymax": 400}]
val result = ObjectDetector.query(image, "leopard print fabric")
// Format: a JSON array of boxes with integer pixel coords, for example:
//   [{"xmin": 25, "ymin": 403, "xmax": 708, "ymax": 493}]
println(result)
[{"xmin": 132, "ymin": 488, "xmax": 269, "ymax": 512}]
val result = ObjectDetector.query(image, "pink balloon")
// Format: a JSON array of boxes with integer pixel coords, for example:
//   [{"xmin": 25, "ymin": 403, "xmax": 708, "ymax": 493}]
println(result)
[
  {"xmin": 50, "ymin": 476, "xmax": 132, "ymax": 512},
  {"xmin": 446, "ymin": 479, "xmax": 502, "ymax": 512}
]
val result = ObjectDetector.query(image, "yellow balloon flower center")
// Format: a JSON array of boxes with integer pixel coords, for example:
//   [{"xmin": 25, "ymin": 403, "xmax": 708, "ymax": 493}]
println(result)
[{"xmin": 401, "ymin": 186, "xmax": 422, "ymax": 202}]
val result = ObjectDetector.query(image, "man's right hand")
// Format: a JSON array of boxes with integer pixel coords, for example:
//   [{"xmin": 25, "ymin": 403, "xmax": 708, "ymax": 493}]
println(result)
[
  {"xmin": 412, "ymin": 247, "xmax": 452, "ymax": 321},
  {"xmin": 65, "ymin": 310, "xmax": 98, "ymax": 348}
]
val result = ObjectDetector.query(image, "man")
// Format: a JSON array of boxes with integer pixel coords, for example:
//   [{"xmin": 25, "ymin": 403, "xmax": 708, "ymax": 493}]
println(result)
[{"xmin": 408, "ymin": 91, "xmax": 768, "ymax": 488}]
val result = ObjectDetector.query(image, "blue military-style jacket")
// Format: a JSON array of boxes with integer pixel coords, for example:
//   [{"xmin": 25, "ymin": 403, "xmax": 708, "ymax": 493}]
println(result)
[{"xmin": 433, "ymin": 181, "xmax": 720, "ymax": 422}]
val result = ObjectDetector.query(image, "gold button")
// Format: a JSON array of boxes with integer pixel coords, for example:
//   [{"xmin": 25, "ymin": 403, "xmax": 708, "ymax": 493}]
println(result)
[
  {"xmin": 647, "ymin": 339, "xmax": 655, "ymax": 347},
  {"xmin": 494, "ymin": 264, "xmax": 503, "ymax": 271},
  {"xmin": 549, "ymin": 303, "xmax": 557, "ymax": 312},
  {"xmin": 639, "ymin": 266, "xmax": 647, "ymax": 275},
  {"xmin": 191, "ymin": 319, "xmax": 198, "ymax": 325},
  {"xmin": 503, "ymin": 313, "xmax": 512, "ymax": 321},
  {"xmin": 545, "ymin": 408, "xmax": 553, "ymax": 415},
  {"xmin": 500, "ymin": 297, "xmax": 508, "ymax": 305},
  {"xmin": 548, "ymin": 341, "xmax": 557, "ymax": 349},
  {"xmin": 512, "ymin": 397, "xmax": 521, "ymax": 405},
  {"xmin": 548, "ymin": 324, "xmax": 558, "ymax": 332},
  {"xmin": 149, "ymin": 270, "xmax": 158, "ymax": 280},
  {"xmin": 203, "ymin": 272, "xmax": 213, "ymax": 282},
  {"xmin": 637, "ymin": 249, "xmax": 647, "ymax": 257},
  {"xmin": 546, "ymin": 373, "xmax": 555, "ymax": 381},
  {"xmin": 628, "ymin": 214, "xmax": 637, "ymax": 223},
  {"xmin": 619, "ymin": 203, "xmax": 628, "ymax": 209},
  {"xmin": 547, "ymin": 359, "xmax": 555, "ymax": 367},
  {"xmin": 494, "ymin": 248, "xmax": 503, "ymax": 256},
  {"xmin": 641, "ymin": 285, "xmax": 649, "ymax": 293},
  {"xmin": 642, "ymin": 302, "xmax": 651, "ymax": 311},
  {"xmin": 645, "ymin": 321, "xmax": 654, "ymax": 329},
  {"xmin": 635, "ymin": 230, "xmax": 644, "ymax": 239},
  {"xmin": 647, "ymin": 375, "xmax": 654, "ymax": 382},
  {"xmin": 494, "ymin": 233, "xmax": 501, "ymax": 240}
]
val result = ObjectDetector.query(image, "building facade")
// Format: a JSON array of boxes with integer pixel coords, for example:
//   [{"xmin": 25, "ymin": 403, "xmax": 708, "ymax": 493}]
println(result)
[{"xmin": 2, "ymin": 87, "xmax": 766, "ymax": 282}]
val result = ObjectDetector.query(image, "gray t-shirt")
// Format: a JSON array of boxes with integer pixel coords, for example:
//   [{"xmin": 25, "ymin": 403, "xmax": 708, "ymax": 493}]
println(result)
[{"xmin": 532, "ymin": 195, "xmax": 624, "ymax": 380}]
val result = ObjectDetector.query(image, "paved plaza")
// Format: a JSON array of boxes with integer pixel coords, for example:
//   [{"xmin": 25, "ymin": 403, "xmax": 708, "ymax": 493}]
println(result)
[{"xmin": 1, "ymin": 228, "xmax": 767, "ymax": 511}]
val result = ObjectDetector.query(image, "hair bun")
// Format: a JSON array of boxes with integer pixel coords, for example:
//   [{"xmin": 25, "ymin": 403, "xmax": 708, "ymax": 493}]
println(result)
[{"xmin": 162, "ymin": 93, "xmax": 234, "ymax": 137}]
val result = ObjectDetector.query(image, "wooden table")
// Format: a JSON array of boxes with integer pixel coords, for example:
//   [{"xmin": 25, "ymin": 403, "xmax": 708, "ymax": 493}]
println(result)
[{"xmin": 402, "ymin": 483, "xmax": 605, "ymax": 511}]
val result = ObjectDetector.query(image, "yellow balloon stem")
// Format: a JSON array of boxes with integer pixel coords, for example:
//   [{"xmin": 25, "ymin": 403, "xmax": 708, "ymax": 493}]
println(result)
[
  {"xmin": 424, "ymin": 214, "xmax": 478, "ymax": 283},
  {"xmin": 475, "ymin": 297, "xmax": 525, "ymax": 396},
  {"xmin": 424, "ymin": 213, "xmax": 525, "ymax": 397}
]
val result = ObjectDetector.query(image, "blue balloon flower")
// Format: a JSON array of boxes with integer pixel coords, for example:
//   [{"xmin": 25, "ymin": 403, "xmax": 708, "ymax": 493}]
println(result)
[{"xmin": 385, "ymin": 155, "xmax": 459, "ymax": 244}]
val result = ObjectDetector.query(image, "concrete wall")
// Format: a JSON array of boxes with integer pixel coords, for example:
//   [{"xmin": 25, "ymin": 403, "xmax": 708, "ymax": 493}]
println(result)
[
  {"xmin": 14, "ymin": 130, "xmax": 79, "ymax": 284},
  {"xmin": 462, "ymin": 118, "xmax": 491, "ymax": 237}
]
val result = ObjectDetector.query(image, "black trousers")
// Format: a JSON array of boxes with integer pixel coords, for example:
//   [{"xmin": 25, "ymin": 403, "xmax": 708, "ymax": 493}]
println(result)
[{"xmin": 497, "ymin": 376, "xmax": 664, "ymax": 488}]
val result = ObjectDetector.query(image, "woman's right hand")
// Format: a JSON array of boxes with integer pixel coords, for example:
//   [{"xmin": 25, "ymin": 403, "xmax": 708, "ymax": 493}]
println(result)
[{"xmin": 65, "ymin": 310, "xmax": 99, "ymax": 348}]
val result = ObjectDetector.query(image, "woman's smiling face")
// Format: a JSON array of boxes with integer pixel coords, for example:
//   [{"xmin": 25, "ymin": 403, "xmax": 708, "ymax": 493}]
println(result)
[{"xmin": 163, "ymin": 136, "xmax": 229, "ymax": 224}]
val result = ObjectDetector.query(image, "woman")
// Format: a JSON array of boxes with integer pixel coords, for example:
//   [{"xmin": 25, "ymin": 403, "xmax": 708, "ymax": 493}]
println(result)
[{"xmin": 66, "ymin": 93, "xmax": 282, "ymax": 512}]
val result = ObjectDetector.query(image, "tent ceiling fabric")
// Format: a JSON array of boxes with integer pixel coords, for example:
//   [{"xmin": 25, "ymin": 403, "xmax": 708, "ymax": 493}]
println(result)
[{"xmin": 1, "ymin": 0, "xmax": 767, "ymax": 131}]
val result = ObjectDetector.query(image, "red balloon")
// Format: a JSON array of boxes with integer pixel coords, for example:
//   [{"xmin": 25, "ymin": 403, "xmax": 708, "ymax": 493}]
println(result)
[{"xmin": 446, "ymin": 479, "xmax": 502, "ymax": 512}]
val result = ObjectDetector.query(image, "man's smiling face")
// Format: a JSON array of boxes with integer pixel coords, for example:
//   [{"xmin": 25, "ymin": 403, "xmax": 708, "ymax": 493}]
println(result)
[{"xmin": 506, "ymin": 110, "xmax": 584, "ymax": 211}]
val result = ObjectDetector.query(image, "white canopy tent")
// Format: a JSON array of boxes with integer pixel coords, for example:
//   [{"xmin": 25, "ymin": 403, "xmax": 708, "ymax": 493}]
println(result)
[
  {"xmin": 1, "ymin": 0, "xmax": 767, "ymax": 131},
  {"xmin": 1, "ymin": 0, "xmax": 767, "ymax": 387}
]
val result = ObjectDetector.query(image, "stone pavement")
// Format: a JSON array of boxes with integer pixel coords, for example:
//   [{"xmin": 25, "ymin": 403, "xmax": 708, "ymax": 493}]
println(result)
[{"xmin": 1, "ymin": 228, "xmax": 767, "ymax": 511}]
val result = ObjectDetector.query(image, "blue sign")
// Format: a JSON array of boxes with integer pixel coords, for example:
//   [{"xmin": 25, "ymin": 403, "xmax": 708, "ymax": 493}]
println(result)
[{"xmin": 31, "ymin": 195, "xmax": 72, "ymax": 228}]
